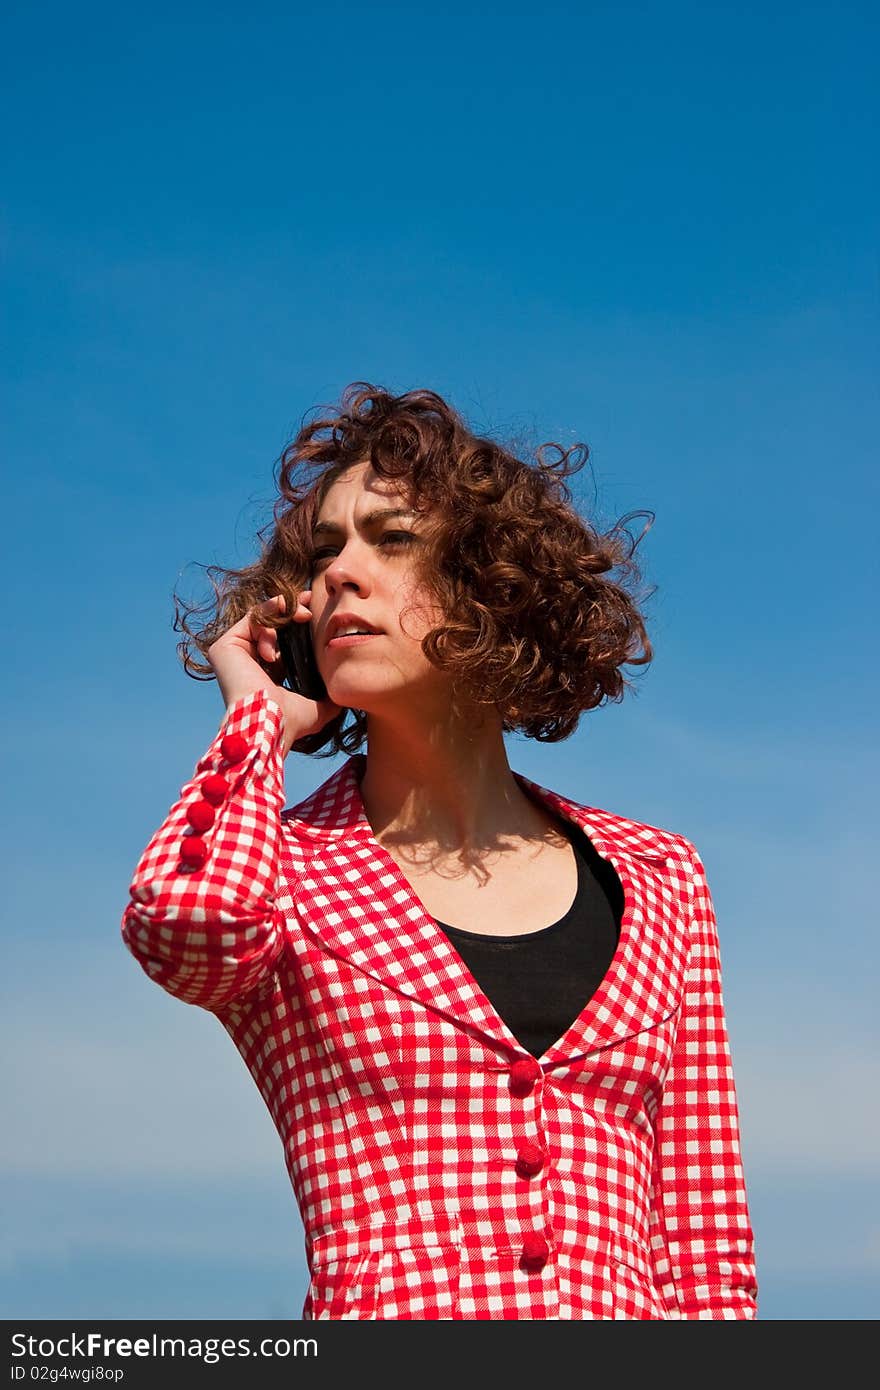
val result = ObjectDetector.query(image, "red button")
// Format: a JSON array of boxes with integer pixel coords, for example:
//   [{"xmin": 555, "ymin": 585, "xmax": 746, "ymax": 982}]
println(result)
[
  {"xmin": 179, "ymin": 835, "xmax": 208, "ymax": 867},
  {"xmin": 187, "ymin": 800, "xmax": 216, "ymax": 832},
  {"xmin": 201, "ymin": 774, "xmax": 230, "ymax": 806},
  {"xmin": 520, "ymin": 1233, "xmax": 550, "ymax": 1270},
  {"xmin": 515, "ymin": 1143, "xmax": 545, "ymax": 1179},
  {"xmin": 220, "ymin": 733, "xmax": 249, "ymax": 764},
  {"xmin": 509, "ymin": 1058, "xmax": 542, "ymax": 1096}
]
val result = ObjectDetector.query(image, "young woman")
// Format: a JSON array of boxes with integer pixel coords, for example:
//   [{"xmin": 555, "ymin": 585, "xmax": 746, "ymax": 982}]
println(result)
[{"xmin": 122, "ymin": 383, "xmax": 757, "ymax": 1319}]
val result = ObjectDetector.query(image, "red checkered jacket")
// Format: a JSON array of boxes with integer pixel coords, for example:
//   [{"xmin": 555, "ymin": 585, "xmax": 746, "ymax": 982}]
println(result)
[{"xmin": 121, "ymin": 688, "xmax": 758, "ymax": 1319}]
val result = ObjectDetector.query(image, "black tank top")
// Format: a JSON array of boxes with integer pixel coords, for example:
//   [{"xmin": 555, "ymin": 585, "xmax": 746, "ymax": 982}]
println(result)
[{"xmin": 433, "ymin": 820, "xmax": 623, "ymax": 1059}]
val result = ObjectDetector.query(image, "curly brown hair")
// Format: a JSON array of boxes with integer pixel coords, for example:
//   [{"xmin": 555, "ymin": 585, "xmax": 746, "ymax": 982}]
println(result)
[{"xmin": 173, "ymin": 382, "xmax": 655, "ymax": 757}]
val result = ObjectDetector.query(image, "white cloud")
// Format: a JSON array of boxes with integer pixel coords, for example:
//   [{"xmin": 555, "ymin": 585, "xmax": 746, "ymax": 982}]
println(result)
[
  {"xmin": 3, "ymin": 956, "xmax": 284, "ymax": 1181},
  {"xmin": 735, "ymin": 1045, "xmax": 880, "ymax": 1180},
  {"xmin": 0, "ymin": 1171, "xmax": 304, "ymax": 1272}
]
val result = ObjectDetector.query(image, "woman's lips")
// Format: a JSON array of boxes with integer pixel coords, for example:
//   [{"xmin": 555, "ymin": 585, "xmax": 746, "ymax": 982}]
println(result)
[{"xmin": 326, "ymin": 632, "xmax": 382, "ymax": 650}]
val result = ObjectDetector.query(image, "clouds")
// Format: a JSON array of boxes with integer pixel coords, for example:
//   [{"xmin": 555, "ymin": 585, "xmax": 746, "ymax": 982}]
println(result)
[
  {"xmin": 735, "ymin": 1044, "xmax": 880, "ymax": 1180},
  {"xmin": 4, "ymin": 951, "xmax": 284, "ymax": 1182}
]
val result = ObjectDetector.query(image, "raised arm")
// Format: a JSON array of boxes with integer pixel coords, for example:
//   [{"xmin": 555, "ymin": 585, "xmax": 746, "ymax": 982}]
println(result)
[
  {"xmin": 121, "ymin": 690, "xmax": 292, "ymax": 1010},
  {"xmin": 120, "ymin": 591, "xmax": 341, "ymax": 1012},
  {"xmin": 647, "ymin": 842, "xmax": 758, "ymax": 1319}
]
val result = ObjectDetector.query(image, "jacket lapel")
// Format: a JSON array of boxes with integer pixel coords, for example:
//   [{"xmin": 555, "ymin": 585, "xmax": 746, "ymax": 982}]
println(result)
[
  {"xmin": 523, "ymin": 775, "xmax": 691, "ymax": 1065},
  {"xmin": 280, "ymin": 756, "xmax": 690, "ymax": 1065}
]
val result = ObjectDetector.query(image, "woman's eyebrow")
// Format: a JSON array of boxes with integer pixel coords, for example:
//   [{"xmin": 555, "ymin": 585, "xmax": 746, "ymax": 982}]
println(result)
[{"xmin": 311, "ymin": 507, "xmax": 418, "ymax": 538}]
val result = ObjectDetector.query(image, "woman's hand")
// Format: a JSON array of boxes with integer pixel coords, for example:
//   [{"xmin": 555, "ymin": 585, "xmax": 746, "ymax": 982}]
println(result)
[{"xmin": 206, "ymin": 592, "xmax": 342, "ymax": 755}]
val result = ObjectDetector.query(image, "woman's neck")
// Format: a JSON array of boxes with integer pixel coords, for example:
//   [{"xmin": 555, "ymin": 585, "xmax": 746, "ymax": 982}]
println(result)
[{"xmin": 357, "ymin": 707, "xmax": 565, "ymax": 863}]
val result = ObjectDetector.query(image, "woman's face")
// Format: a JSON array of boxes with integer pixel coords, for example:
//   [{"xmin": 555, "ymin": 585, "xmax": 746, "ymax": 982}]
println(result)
[{"xmin": 307, "ymin": 461, "xmax": 452, "ymax": 715}]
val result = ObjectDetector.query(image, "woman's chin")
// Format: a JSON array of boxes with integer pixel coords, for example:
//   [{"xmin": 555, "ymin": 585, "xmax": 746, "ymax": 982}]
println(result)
[
  {"xmin": 323, "ymin": 664, "xmax": 447, "ymax": 715},
  {"xmin": 323, "ymin": 679, "xmax": 388, "ymax": 712}
]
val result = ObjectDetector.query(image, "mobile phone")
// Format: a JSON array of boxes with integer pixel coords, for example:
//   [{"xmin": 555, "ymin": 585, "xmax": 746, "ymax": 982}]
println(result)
[{"xmin": 277, "ymin": 618, "xmax": 328, "ymax": 702}]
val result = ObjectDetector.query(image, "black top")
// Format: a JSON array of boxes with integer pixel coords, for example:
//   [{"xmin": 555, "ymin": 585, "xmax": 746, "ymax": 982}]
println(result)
[{"xmin": 433, "ymin": 820, "xmax": 624, "ymax": 1059}]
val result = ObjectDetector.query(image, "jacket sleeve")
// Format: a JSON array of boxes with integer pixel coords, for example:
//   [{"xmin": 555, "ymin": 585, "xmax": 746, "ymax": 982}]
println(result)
[
  {"xmin": 647, "ymin": 841, "xmax": 758, "ymax": 1319},
  {"xmin": 120, "ymin": 688, "xmax": 289, "ymax": 1012}
]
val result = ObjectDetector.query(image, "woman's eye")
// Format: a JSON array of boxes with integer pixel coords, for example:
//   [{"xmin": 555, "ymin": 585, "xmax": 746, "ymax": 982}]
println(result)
[
  {"xmin": 381, "ymin": 531, "xmax": 417, "ymax": 547},
  {"xmin": 310, "ymin": 532, "xmax": 416, "ymax": 566}
]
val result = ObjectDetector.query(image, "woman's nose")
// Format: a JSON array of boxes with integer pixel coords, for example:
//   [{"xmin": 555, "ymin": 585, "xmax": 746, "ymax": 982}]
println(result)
[{"xmin": 323, "ymin": 546, "xmax": 371, "ymax": 593}]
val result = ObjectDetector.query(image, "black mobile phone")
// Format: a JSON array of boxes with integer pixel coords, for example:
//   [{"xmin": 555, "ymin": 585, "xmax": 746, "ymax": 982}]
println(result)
[{"xmin": 277, "ymin": 619, "xmax": 328, "ymax": 702}]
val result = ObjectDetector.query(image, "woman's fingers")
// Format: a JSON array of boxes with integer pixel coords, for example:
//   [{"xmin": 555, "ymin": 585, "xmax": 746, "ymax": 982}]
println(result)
[
  {"xmin": 217, "ymin": 591, "xmax": 314, "ymax": 671},
  {"xmin": 250, "ymin": 592, "xmax": 312, "ymax": 665},
  {"xmin": 249, "ymin": 595, "xmax": 285, "ymax": 659}
]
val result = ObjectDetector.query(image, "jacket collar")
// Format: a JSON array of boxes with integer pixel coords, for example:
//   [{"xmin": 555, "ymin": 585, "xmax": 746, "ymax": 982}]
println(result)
[{"xmin": 281, "ymin": 755, "xmax": 690, "ymax": 1068}]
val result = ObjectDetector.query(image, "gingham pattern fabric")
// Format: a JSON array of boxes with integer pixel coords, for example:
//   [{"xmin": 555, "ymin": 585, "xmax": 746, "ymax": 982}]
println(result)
[{"xmin": 122, "ymin": 689, "xmax": 758, "ymax": 1320}]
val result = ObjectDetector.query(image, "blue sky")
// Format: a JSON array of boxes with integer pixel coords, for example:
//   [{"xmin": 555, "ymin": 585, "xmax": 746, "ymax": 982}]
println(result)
[{"xmin": 2, "ymin": 0, "xmax": 877, "ymax": 1321}]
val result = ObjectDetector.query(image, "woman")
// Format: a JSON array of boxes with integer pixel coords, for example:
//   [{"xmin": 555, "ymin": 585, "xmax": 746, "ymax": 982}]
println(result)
[{"xmin": 122, "ymin": 383, "xmax": 758, "ymax": 1319}]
